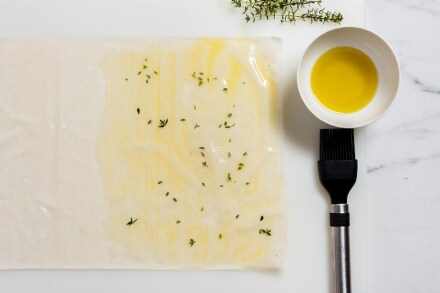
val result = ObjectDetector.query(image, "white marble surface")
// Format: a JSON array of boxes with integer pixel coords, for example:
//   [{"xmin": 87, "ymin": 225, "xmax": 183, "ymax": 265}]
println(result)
[{"xmin": 366, "ymin": 0, "xmax": 440, "ymax": 291}]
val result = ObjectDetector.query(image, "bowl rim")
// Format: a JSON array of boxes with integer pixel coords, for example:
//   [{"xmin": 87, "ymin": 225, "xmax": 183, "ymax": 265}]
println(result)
[{"xmin": 297, "ymin": 26, "xmax": 400, "ymax": 128}]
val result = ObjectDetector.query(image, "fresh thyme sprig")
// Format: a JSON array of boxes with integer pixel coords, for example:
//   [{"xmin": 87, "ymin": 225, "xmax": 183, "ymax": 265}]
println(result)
[
  {"xmin": 299, "ymin": 8, "xmax": 343, "ymax": 24},
  {"xmin": 231, "ymin": 0, "xmax": 343, "ymax": 25}
]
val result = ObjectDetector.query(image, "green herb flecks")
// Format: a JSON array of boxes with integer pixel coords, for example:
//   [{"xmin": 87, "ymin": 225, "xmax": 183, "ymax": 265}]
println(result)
[
  {"xmin": 159, "ymin": 119, "xmax": 169, "ymax": 128},
  {"xmin": 137, "ymin": 58, "xmax": 159, "ymax": 84},
  {"xmin": 202, "ymin": 161, "xmax": 208, "ymax": 167},
  {"xmin": 176, "ymin": 220, "xmax": 181, "ymax": 224},
  {"xmin": 166, "ymin": 192, "xmax": 169, "ymax": 197},
  {"xmin": 259, "ymin": 228, "xmax": 272, "ymax": 236},
  {"xmin": 126, "ymin": 217, "xmax": 138, "ymax": 226},
  {"xmin": 224, "ymin": 121, "xmax": 235, "ymax": 128},
  {"xmin": 237, "ymin": 162, "xmax": 244, "ymax": 170},
  {"xmin": 201, "ymin": 207, "xmax": 204, "ymax": 212},
  {"xmin": 227, "ymin": 173, "xmax": 232, "ymax": 182},
  {"xmin": 147, "ymin": 119, "xmax": 152, "ymax": 125},
  {"xmin": 158, "ymin": 181, "xmax": 163, "ymax": 185},
  {"xmin": 227, "ymin": 113, "xmax": 232, "ymax": 118},
  {"xmin": 228, "ymin": 152, "xmax": 231, "ymax": 158},
  {"xmin": 191, "ymin": 71, "xmax": 216, "ymax": 86},
  {"xmin": 223, "ymin": 87, "xmax": 228, "ymax": 93},
  {"xmin": 173, "ymin": 198, "xmax": 177, "ymax": 202},
  {"xmin": 243, "ymin": 151, "xmax": 248, "ymax": 156},
  {"xmin": 189, "ymin": 238, "xmax": 196, "ymax": 247},
  {"xmin": 218, "ymin": 233, "xmax": 223, "ymax": 239},
  {"xmin": 246, "ymin": 182, "xmax": 250, "ymax": 185},
  {"xmin": 231, "ymin": 0, "xmax": 343, "ymax": 25},
  {"xmin": 260, "ymin": 215, "xmax": 264, "ymax": 221},
  {"xmin": 194, "ymin": 123, "xmax": 200, "ymax": 129},
  {"xmin": 180, "ymin": 118, "xmax": 186, "ymax": 122},
  {"xmin": 137, "ymin": 108, "xmax": 140, "ymax": 114},
  {"xmin": 236, "ymin": 214, "xmax": 240, "ymax": 219},
  {"xmin": 202, "ymin": 182, "xmax": 205, "ymax": 187}
]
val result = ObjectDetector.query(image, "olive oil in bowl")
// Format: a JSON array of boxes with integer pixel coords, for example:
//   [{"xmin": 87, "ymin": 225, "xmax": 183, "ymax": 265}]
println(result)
[{"xmin": 311, "ymin": 46, "xmax": 378, "ymax": 114}]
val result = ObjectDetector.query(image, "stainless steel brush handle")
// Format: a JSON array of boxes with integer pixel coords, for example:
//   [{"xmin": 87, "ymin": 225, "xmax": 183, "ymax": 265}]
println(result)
[{"xmin": 330, "ymin": 204, "xmax": 351, "ymax": 293}]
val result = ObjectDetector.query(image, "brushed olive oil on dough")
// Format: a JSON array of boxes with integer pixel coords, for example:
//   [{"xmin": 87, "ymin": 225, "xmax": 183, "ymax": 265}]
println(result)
[
  {"xmin": 97, "ymin": 39, "xmax": 285, "ymax": 268},
  {"xmin": 0, "ymin": 39, "xmax": 284, "ymax": 269}
]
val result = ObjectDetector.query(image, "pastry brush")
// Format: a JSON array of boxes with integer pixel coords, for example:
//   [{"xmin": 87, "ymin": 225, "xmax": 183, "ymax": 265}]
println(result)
[{"xmin": 318, "ymin": 128, "xmax": 357, "ymax": 293}]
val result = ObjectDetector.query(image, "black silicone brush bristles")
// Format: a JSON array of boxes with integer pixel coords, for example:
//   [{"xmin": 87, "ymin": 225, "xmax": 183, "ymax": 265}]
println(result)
[
  {"xmin": 318, "ymin": 129, "xmax": 358, "ymax": 204},
  {"xmin": 320, "ymin": 128, "xmax": 355, "ymax": 161}
]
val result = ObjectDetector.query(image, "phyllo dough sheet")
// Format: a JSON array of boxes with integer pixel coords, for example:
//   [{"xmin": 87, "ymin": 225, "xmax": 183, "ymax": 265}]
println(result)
[{"xmin": 0, "ymin": 38, "xmax": 285, "ymax": 269}]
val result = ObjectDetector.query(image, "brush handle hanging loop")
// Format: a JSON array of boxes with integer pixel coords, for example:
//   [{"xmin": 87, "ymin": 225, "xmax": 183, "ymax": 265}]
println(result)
[{"xmin": 330, "ymin": 204, "xmax": 351, "ymax": 293}]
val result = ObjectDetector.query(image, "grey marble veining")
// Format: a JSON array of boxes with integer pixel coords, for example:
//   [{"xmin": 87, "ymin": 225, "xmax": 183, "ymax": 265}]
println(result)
[
  {"xmin": 412, "ymin": 78, "xmax": 440, "ymax": 95},
  {"xmin": 366, "ymin": 0, "xmax": 440, "ymax": 292}
]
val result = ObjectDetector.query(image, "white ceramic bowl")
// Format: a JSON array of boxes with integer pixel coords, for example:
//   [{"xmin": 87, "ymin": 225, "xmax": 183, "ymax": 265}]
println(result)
[{"xmin": 297, "ymin": 27, "xmax": 400, "ymax": 128}]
